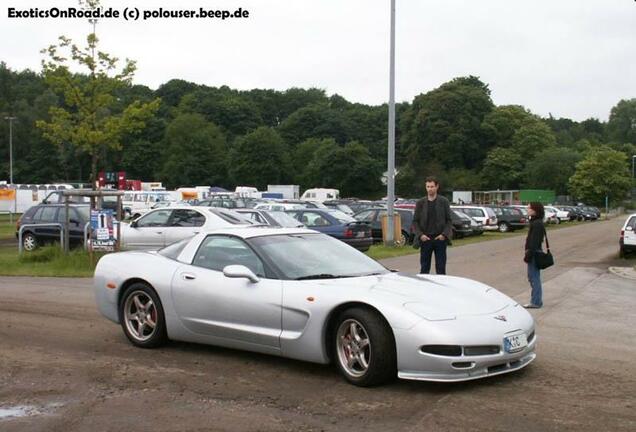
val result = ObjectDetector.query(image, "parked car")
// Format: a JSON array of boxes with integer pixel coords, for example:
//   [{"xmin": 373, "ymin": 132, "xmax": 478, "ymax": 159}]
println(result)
[
  {"xmin": 287, "ymin": 209, "xmax": 372, "ymax": 251},
  {"xmin": 577, "ymin": 205, "xmax": 600, "ymax": 220},
  {"xmin": 94, "ymin": 227, "xmax": 536, "ymax": 386},
  {"xmin": 487, "ymin": 206, "xmax": 528, "ymax": 232},
  {"xmin": 454, "ymin": 210, "xmax": 485, "ymax": 236},
  {"xmin": 555, "ymin": 206, "xmax": 578, "ymax": 221},
  {"xmin": 254, "ymin": 202, "xmax": 306, "ymax": 212},
  {"xmin": 198, "ymin": 197, "xmax": 249, "ymax": 209},
  {"xmin": 131, "ymin": 200, "xmax": 191, "ymax": 219},
  {"xmin": 235, "ymin": 209, "xmax": 305, "ymax": 228},
  {"xmin": 354, "ymin": 207, "xmax": 414, "ymax": 246},
  {"xmin": 545, "ymin": 206, "xmax": 570, "ymax": 224},
  {"xmin": 451, "ymin": 206, "xmax": 498, "ymax": 231},
  {"xmin": 619, "ymin": 213, "xmax": 636, "ymax": 257},
  {"xmin": 322, "ymin": 201, "xmax": 355, "ymax": 215},
  {"xmin": 450, "ymin": 210, "xmax": 474, "ymax": 239},
  {"xmin": 16, "ymin": 203, "xmax": 90, "ymax": 251},
  {"xmin": 120, "ymin": 206, "xmax": 253, "ymax": 250}
]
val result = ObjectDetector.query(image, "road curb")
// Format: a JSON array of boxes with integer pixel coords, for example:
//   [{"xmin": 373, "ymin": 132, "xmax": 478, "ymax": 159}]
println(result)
[{"xmin": 608, "ymin": 266, "xmax": 636, "ymax": 281}]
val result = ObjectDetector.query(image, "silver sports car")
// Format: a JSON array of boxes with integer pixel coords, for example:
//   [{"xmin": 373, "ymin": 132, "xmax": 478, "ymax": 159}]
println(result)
[{"xmin": 94, "ymin": 227, "xmax": 536, "ymax": 386}]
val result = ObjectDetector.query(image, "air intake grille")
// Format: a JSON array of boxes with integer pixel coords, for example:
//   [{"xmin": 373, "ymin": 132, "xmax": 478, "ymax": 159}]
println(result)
[{"xmin": 420, "ymin": 345, "xmax": 462, "ymax": 357}]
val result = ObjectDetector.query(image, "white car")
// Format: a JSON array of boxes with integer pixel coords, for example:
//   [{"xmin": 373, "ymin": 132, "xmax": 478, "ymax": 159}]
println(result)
[
  {"xmin": 94, "ymin": 227, "xmax": 536, "ymax": 386},
  {"xmin": 451, "ymin": 206, "xmax": 499, "ymax": 231},
  {"xmin": 120, "ymin": 206, "xmax": 253, "ymax": 250},
  {"xmin": 545, "ymin": 206, "xmax": 568, "ymax": 224},
  {"xmin": 619, "ymin": 213, "xmax": 636, "ymax": 257},
  {"xmin": 254, "ymin": 202, "xmax": 306, "ymax": 212}
]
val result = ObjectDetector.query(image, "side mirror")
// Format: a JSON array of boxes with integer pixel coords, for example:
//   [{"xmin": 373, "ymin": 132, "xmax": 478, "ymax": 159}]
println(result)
[
  {"xmin": 223, "ymin": 265, "xmax": 260, "ymax": 283},
  {"xmin": 130, "ymin": 220, "xmax": 138, "ymax": 228}
]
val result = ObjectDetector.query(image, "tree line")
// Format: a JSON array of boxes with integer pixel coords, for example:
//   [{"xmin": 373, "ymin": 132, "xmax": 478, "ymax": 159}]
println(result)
[{"xmin": 0, "ymin": 62, "xmax": 634, "ymax": 205}]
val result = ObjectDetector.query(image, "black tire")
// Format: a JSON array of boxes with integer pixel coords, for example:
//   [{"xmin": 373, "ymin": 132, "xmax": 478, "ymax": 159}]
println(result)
[
  {"xmin": 333, "ymin": 307, "xmax": 396, "ymax": 387},
  {"xmin": 22, "ymin": 232, "xmax": 38, "ymax": 251},
  {"xmin": 119, "ymin": 282, "xmax": 168, "ymax": 348},
  {"xmin": 395, "ymin": 230, "xmax": 408, "ymax": 247},
  {"xmin": 498, "ymin": 222, "xmax": 510, "ymax": 233}
]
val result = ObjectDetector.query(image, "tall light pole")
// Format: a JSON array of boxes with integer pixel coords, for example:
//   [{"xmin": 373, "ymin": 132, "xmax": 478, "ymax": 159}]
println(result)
[
  {"xmin": 385, "ymin": 0, "xmax": 396, "ymax": 246},
  {"xmin": 4, "ymin": 116, "xmax": 16, "ymax": 185},
  {"xmin": 632, "ymin": 155, "xmax": 635, "ymax": 180}
]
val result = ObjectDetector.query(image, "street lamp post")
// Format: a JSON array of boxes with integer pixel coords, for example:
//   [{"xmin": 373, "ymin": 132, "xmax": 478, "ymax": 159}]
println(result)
[
  {"xmin": 385, "ymin": 0, "xmax": 396, "ymax": 246},
  {"xmin": 632, "ymin": 155, "xmax": 635, "ymax": 180},
  {"xmin": 4, "ymin": 116, "xmax": 16, "ymax": 185}
]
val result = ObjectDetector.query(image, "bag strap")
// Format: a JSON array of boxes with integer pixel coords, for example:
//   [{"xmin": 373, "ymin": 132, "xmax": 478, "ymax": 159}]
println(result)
[{"xmin": 544, "ymin": 225, "xmax": 550, "ymax": 251}]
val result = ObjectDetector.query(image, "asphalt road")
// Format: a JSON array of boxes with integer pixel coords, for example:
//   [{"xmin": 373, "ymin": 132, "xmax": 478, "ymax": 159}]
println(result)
[{"xmin": 1, "ymin": 218, "xmax": 634, "ymax": 431}]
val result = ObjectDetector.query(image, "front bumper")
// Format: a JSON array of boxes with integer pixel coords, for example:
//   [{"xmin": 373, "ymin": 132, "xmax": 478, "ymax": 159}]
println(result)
[{"xmin": 394, "ymin": 309, "xmax": 536, "ymax": 382}]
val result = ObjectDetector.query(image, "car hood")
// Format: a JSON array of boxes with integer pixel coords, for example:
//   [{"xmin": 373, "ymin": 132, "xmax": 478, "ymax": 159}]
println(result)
[{"xmin": 316, "ymin": 272, "xmax": 513, "ymax": 321}]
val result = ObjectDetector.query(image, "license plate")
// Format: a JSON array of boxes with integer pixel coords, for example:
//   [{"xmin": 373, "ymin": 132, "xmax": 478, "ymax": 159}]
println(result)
[
  {"xmin": 356, "ymin": 231, "xmax": 365, "ymax": 238},
  {"xmin": 503, "ymin": 333, "xmax": 528, "ymax": 353}
]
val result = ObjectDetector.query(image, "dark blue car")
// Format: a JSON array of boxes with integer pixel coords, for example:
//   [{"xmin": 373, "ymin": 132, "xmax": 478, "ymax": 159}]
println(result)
[{"xmin": 286, "ymin": 209, "xmax": 373, "ymax": 251}]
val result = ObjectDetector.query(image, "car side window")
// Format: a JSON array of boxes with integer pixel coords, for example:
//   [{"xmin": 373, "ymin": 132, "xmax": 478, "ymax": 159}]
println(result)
[
  {"xmin": 356, "ymin": 210, "xmax": 375, "ymax": 222},
  {"xmin": 303, "ymin": 212, "xmax": 331, "ymax": 227},
  {"xmin": 136, "ymin": 209, "xmax": 172, "ymax": 228},
  {"xmin": 39, "ymin": 206, "xmax": 59, "ymax": 223},
  {"xmin": 170, "ymin": 209, "xmax": 205, "ymax": 227},
  {"xmin": 628, "ymin": 217, "xmax": 636, "ymax": 229},
  {"xmin": 192, "ymin": 236, "xmax": 265, "ymax": 277}
]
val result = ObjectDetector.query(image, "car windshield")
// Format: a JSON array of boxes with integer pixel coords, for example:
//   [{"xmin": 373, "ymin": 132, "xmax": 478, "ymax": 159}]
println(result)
[
  {"xmin": 250, "ymin": 233, "xmax": 388, "ymax": 280},
  {"xmin": 327, "ymin": 209, "xmax": 356, "ymax": 223},
  {"xmin": 267, "ymin": 211, "xmax": 304, "ymax": 227}
]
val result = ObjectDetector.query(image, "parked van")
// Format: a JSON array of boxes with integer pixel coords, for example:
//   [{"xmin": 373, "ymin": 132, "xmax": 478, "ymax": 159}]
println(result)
[{"xmin": 301, "ymin": 188, "xmax": 340, "ymax": 202}]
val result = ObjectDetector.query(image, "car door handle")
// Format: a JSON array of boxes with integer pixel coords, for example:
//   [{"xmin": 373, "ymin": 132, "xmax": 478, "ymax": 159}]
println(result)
[
  {"xmin": 181, "ymin": 273, "xmax": 196, "ymax": 281},
  {"xmin": 156, "ymin": 231, "xmax": 163, "ymax": 235}
]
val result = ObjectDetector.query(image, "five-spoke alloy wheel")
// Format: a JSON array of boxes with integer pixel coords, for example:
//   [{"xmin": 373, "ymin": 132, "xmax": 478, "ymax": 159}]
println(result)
[
  {"xmin": 119, "ymin": 283, "xmax": 167, "ymax": 348},
  {"xmin": 333, "ymin": 307, "xmax": 396, "ymax": 386}
]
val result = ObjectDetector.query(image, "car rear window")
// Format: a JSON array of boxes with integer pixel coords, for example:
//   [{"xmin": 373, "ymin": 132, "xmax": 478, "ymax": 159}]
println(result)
[{"xmin": 485, "ymin": 208, "xmax": 496, "ymax": 217}]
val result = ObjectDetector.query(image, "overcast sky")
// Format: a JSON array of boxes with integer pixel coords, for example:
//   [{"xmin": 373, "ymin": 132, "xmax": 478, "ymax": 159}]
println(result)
[{"xmin": 1, "ymin": 0, "xmax": 635, "ymax": 121}]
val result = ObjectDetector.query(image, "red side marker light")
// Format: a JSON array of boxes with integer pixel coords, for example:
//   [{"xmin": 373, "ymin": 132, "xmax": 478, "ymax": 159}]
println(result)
[
  {"xmin": 106, "ymin": 282, "xmax": 117, "ymax": 289},
  {"xmin": 307, "ymin": 296, "xmax": 315, "ymax": 302}
]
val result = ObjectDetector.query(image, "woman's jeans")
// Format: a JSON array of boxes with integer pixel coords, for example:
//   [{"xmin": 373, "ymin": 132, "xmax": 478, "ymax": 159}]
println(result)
[{"xmin": 527, "ymin": 260, "xmax": 543, "ymax": 306}]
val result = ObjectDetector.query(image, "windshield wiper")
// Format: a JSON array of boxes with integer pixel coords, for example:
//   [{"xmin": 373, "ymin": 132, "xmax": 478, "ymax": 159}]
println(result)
[{"xmin": 295, "ymin": 274, "xmax": 352, "ymax": 280}]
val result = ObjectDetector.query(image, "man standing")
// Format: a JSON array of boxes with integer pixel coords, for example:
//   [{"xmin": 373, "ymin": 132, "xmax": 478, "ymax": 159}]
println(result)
[{"xmin": 413, "ymin": 176, "xmax": 453, "ymax": 274}]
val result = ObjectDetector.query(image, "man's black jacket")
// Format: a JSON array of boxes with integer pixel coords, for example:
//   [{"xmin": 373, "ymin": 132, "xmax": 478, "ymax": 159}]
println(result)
[{"xmin": 412, "ymin": 195, "xmax": 453, "ymax": 245}]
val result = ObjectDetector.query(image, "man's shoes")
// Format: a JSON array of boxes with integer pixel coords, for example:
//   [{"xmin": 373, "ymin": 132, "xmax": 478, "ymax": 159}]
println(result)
[{"xmin": 523, "ymin": 303, "xmax": 542, "ymax": 309}]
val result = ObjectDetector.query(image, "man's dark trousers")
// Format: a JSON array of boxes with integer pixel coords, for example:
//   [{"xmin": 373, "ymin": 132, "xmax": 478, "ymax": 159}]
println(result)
[{"xmin": 419, "ymin": 239, "xmax": 447, "ymax": 274}]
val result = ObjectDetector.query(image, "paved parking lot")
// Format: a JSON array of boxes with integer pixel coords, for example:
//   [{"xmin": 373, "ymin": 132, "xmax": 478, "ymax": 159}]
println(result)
[{"xmin": 1, "ymin": 218, "xmax": 634, "ymax": 431}]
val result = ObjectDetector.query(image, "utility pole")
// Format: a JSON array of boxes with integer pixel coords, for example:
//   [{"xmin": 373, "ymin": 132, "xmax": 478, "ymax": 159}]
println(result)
[
  {"xmin": 385, "ymin": 0, "xmax": 396, "ymax": 246},
  {"xmin": 4, "ymin": 116, "xmax": 16, "ymax": 185}
]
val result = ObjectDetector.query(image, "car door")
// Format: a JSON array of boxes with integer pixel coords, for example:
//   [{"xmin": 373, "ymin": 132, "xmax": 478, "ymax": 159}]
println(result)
[
  {"xmin": 624, "ymin": 216, "xmax": 636, "ymax": 247},
  {"xmin": 123, "ymin": 209, "xmax": 172, "ymax": 250},
  {"xmin": 164, "ymin": 209, "xmax": 206, "ymax": 245},
  {"xmin": 34, "ymin": 206, "xmax": 61, "ymax": 241},
  {"xmin": 171, "ymin": 235, "xmax": 282, "ymax": 348}
]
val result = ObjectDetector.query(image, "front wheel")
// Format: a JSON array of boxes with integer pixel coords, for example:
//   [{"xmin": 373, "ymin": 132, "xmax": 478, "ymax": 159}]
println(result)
[
  {"xmin": 498, "ymin": 222, "xmax": 510, "ymax": 233},
  {"xmin": 333, "ymin": 307, "xmax": 396, "ymax": 387},
  {"xmin": 395, "ymin": 230, "xmax": 408, "ymax": 247},
  {"xmin": 119, "ymin": 283, "xmax": 167, "ymax": 348},
  {"xmin": 22, "ymin": 232, "xmax": 38, "ymax": 251}
]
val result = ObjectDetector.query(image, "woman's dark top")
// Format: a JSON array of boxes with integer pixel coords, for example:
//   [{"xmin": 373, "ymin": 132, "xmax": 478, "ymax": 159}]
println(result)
[{"xmin": 524, "ymin": 218, "xmax": 546, "ymax": 262}]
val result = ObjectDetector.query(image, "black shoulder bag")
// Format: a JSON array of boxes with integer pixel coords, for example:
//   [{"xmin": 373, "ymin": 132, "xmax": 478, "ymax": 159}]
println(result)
[{"xmin": 534, "ymin": 228, "xmax": 554, "ymax": 270}]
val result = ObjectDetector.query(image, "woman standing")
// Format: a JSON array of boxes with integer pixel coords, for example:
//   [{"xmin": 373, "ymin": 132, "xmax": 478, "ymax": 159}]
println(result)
[{"xmin": 524, "ymin": 202, "xmax": 546, "ymax": 308}]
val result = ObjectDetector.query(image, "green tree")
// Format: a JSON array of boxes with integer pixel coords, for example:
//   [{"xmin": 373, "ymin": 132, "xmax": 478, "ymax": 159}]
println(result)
[
  {"xmin": 607, "ymin": 99, "xmax": 636, "ymax": 144},
  {"xmin": 481, "ymin": 147, "xmax": 523, "ymax": 189},
  {"xmin": 304, "ymin": 141, "xmax": 382, "ymax": 197},
  {"xmin": 160, "ymin": 114, "xmax": 228, "ymax": 188},
  {"xmin": 522, "ymin": 147, "xmax": 581, "ymax": 194},
  {"xmin": 36, "ymin": 0, "xmax": 160, "ymax": 188},
  {"xmin": 568, "ymin": 146, "xmax": 632, "ymax": 206},
  {"xmin": 401, "ymin": 76, "xmax": 494, "ymax": 169},
  {"xmin": 229, "ymin": 127, "xmax": 291, "ymax": 190}
]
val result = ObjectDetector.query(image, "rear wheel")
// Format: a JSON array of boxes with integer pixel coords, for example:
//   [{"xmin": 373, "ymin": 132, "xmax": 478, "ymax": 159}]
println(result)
[
  {"xmin": 22, "ymin": 232, "xmax": 38, "ymax": 251},
  {"xmin": 333, "ymin": 307, "xmax": 396, "ymax": 387},
  {"xmin": 395, "ymin": 230, "xmax": 408, "ymax": 247},
  {"xmin": 119, "ymin": 283, "xmax": 167, "ymax": 348},
  {"xmin": 498, "ymin": 222, "xmax": 510, "ymax": 233}
]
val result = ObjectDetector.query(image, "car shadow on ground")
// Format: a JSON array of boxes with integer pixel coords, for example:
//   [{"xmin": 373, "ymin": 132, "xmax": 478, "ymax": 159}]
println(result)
[{"xmin": 145, "ymin": 337, "xmax": 533, "ymax": 394}]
